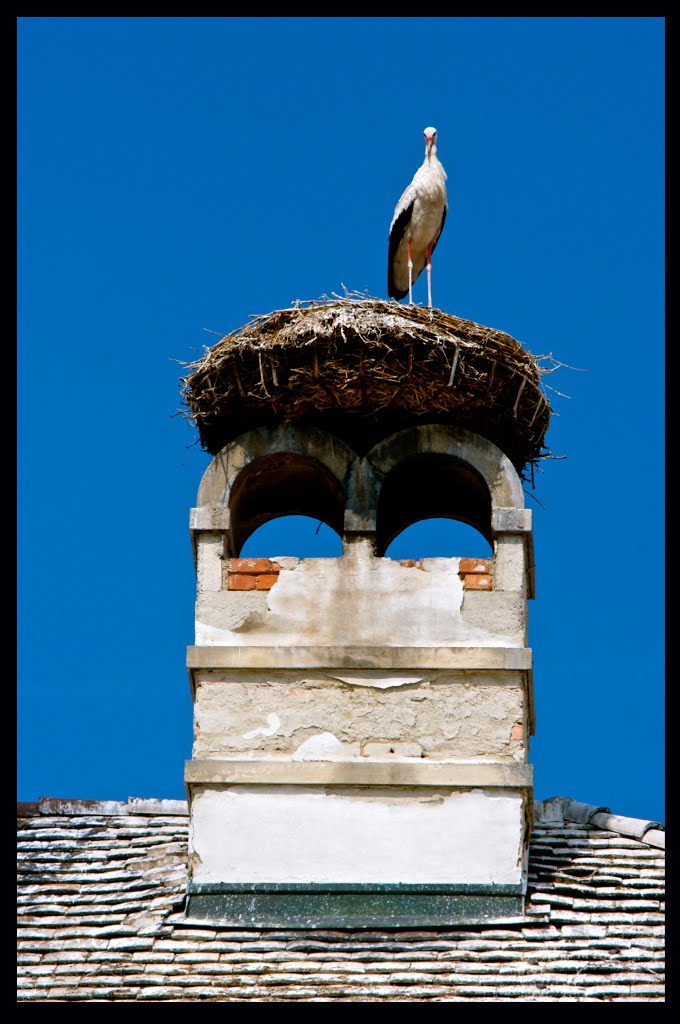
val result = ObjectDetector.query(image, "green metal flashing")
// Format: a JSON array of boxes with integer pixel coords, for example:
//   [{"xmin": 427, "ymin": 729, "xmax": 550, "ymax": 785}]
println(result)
[{"xmin": 186, "ymin": 881, "xmax": 526, "ymax": 929}]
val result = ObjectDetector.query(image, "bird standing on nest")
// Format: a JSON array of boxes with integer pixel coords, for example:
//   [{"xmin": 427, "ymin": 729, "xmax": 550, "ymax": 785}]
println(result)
[{"xmin": 387, "ymin": 126, "xmax": 448, "ymax": 308}]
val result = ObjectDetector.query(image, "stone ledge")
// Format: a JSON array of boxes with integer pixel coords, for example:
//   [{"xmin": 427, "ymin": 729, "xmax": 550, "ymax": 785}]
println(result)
[
  {"xmin": 189, "ymin": 506, "xmax": 230, "ymax": 532},
  {"xmin": 187, "ymin": 645, "xmax": 532, "ymax": 673},
  {"xmin": 493, "ymin": 508, "xmax": 532, "ymax": 532},
  {"xmin": 184, "ymin": 759, "xmax": 533, "ymax": 788}
]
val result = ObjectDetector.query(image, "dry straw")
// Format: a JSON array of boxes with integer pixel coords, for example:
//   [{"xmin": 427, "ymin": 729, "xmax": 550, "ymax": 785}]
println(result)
[{"xmin": 180, "ymin": 293, "xmax": 562, "ymax": 480}]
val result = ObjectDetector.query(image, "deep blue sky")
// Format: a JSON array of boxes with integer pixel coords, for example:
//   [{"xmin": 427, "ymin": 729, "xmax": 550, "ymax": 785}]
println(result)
[{"xmin": 17, "ymin": 17, "xmax": 664, "ymax": 825}]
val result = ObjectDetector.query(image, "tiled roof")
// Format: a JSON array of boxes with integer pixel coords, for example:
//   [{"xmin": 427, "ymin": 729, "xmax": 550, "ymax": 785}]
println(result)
[{"xmin": 17, "ymin": 796, "xmax": 664, "ymax": 1002}]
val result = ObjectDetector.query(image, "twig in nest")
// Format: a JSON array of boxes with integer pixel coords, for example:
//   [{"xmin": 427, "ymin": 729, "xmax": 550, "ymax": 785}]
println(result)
[
  {"xmin": 543, "ymin": 383, "xmax": 573, "ymax": 400},
  {"xmin": 512, "ymin": 378, "xmax": 526, "ymax": 418},
  {"xmin": 523, "ymin": 488, "xmax": 547, "ymax": 510},
  {"xmin": 257, "ymin": 351, "xmax": 269, "ymax": 396},
  {"xmin": 232, "ymin": 361, "xmax": 245, "ymax": 397},
  {"xmin": 528, "ymin": 393, "xmax": 545, "ymax": 428},
  {"xmin": 447, "ymin": 345, "xmax": 460, "ymax": 387}
]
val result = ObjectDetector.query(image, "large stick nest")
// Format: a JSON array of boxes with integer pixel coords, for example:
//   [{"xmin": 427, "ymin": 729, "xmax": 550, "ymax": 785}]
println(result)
[{"xmin": 180, "ymin": 295, "xmax": 558, "ymax": 479}]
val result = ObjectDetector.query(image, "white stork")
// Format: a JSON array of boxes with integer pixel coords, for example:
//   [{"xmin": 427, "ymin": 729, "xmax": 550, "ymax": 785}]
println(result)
[{"xmin": 387, "ymin": 126, "xmax": 448, "ymax": 308}]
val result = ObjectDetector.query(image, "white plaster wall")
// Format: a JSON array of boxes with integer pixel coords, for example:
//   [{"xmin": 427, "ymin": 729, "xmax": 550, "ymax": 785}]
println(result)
[
  {"xmin": 195, "ymin": 541, "xmax": 523, "ymax": 647},
  {"xmin": 192, "ymin": 673, "xmax": 526, "ymax": 762},
  {"xmin": 189, "ymin": 786, "xmax": 526, "ymax": 885},
  {"xmin": 494, "ymin": 534, "xmax": 528, "ymax": 594},
  {"xmin": 196, "ymin": 533, "xmax": 223, "ymax": 593}
]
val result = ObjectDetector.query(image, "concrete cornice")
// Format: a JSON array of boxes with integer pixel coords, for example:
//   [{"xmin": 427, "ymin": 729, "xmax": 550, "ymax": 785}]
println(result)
[
  {"xmin": 187, "ymin": 645, "xmax": 532, "ymax": 671},
  {"xmin": 184, "ymin": 759, "xmax": 533, "ymax": 789}
]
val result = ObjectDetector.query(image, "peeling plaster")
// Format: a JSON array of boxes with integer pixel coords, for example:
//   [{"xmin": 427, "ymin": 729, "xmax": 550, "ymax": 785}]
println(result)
[
  {"xmin": 326, "ymin": 672, "xmax": 430, "ymax": 689},
  {"xmin": 192, "ymin": 675, "xmax": 525, "ymax": 761},
  {"xmin": 243, "ymin": 713, "xmax": 281, "ymax": 740},
  {"xmin": 196, "ymin": 540, "xmax": 521, "ymax": 647},
  {"xmin": 291, "ymin": 732, "xmax": 360, "ymax": 760}
]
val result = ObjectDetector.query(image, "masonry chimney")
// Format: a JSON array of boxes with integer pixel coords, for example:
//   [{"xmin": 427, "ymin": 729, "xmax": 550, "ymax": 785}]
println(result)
[{"xmin": 181, "ymin": 299, "xmax": 549, "ymax": 928}]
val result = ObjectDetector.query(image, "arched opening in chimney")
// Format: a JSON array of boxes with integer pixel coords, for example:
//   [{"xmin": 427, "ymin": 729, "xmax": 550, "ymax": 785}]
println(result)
[
  {"xmin": 376, "ymin": 453, "xmax": 493, "ymax": 558},
  {"xmin": 229, "ymin": 452, "xmax": 345, "ymax": 557},
  {"xmin": 384, "ymin": 518, "xmax": 492, "ymax": 559},
  {"xmin": 240, "ymin": 515, "xmax": 343, "ymax": 558}
]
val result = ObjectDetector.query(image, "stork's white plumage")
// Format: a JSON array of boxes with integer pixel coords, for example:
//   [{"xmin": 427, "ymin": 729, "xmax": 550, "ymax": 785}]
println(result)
[{"xmin": 387, "ymin": 126, "xmax": 448, "ymax": 308}]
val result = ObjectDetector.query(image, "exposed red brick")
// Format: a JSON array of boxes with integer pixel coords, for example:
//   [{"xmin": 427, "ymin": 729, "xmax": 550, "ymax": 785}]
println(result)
[
  {"xmin": 463, "ymin": 573, "xmax": 493, "ymax": 590},
  {"xmin": 511, "ymin": 724, "xmax": 524, "ymax": 740},
  {"xmin": 229, "ymin": 558, "xmax": 278, "ymax": 574},
  {"xmin": 459, "ymin": 558, "xmax": 489, "ymax": 574},
  {"xmin": 255, "ymin": 574, "xmax": 279, "ymax": 590},
  {"xmin": 227, "ymin": 574, "xmax": 257, "ymax": 591},
  {"xmin": 399, "ymin": 559, "xmax": 419, "ymax": 568}
]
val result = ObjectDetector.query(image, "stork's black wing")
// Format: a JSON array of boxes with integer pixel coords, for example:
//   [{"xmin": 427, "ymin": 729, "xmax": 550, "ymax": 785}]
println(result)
[{"xmin": 387, "ymin": 199, "xmax": 415, "ymax": 300}]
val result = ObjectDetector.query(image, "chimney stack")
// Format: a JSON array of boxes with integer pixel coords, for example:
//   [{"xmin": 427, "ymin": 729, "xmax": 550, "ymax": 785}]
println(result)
[{"xmin": 181, "ymin": 299, "xmax": 549, "ymax": 928}]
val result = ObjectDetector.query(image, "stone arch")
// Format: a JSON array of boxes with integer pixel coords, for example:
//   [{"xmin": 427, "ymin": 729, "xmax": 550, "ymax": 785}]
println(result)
[
  {"xmin": 196, "ymin": 425, "xmax": 356, "ymax": 556},
  {"xmin": 366, "ymin": 425, "xmax": 524, "ymax": 556}
]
